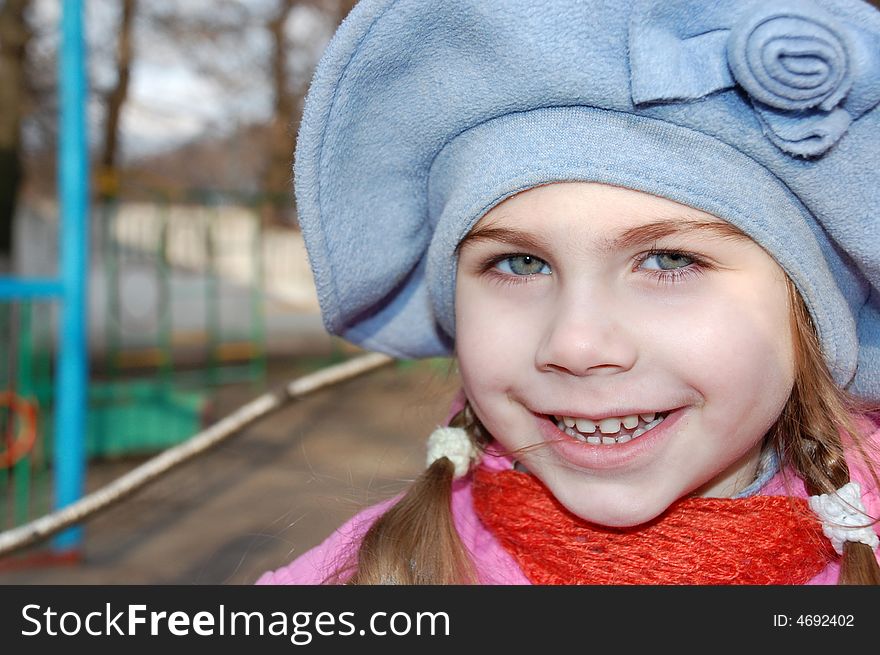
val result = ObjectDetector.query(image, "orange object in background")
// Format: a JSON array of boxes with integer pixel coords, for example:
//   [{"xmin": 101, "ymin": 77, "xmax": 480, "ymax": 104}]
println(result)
[{"xmin": 0, "ymin": 391, "xmax": 37, "ymax": 468}]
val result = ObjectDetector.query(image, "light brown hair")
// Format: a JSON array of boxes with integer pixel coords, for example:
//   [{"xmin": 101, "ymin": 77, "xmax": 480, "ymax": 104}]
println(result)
[{"xmin": 770, "ymin": 280, "xmax": 880, "ymax": 583}]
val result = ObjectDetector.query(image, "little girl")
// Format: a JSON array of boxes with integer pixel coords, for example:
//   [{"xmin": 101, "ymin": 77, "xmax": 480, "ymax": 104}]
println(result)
[{"xmin": 258, "ymin": 0, "xmax": 880, "ymax": 585}]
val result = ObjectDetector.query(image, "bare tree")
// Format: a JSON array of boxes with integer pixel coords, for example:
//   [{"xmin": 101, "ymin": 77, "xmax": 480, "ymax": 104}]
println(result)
[
  {"xmin": 0, "ymin": 0, "xmax": 31, "ymax": 268},
  {"xmin": 263, "ymin": 0, "xmax": 298, "ymax": 224},
  {"xmin": 262, "ymin": 0, "xmax": 355, "ymax": 224},
  {"xmin": 338, "ymin": 0, "xmax": 358, "ymax": 20},
  {"xmin": 97, "ymin": 0, "xmax": 137, "ymax": 202},
  {"xmin": 12, "ymin": 0, "xmax": 354, "ymax": 212}
]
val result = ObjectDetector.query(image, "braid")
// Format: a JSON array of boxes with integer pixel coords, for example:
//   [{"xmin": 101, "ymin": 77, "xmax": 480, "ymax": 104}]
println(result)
[
  {"xmin": 770, "ymin": 279, "xmax": 880, "ymax": 584},
  {"xmin": 336, "ymin": 403, "xmax": 487, "ymax": 584}
]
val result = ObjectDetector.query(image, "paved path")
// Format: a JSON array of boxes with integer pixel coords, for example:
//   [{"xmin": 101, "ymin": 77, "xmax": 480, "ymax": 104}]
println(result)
[{"xmin": 0, "ymin": 358, "xmax": 460, "ymax": 584}]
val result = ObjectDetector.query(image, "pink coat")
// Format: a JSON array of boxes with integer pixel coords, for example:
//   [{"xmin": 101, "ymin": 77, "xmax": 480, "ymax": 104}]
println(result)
[{"xmin": 256, "ymin": 418, "xmax": 880, "ymax": 585}]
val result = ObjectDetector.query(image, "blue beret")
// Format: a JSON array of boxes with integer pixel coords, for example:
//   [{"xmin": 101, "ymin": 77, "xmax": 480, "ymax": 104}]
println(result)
[{"xmin": 294, "ymin": 0, "xmax": 880, "ymax": 401}]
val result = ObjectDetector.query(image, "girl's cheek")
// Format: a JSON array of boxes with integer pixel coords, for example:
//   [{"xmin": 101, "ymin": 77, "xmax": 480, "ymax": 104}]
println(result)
[{"xmin": 676, "ymin": 286, "xmax": 793, "ymax": 378}]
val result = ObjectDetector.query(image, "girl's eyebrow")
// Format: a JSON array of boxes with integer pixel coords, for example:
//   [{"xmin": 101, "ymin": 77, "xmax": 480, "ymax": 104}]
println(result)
[
  {"xmin": 458, "ymin": 217, "xmax": 749, "ymax": 254},
  {"xmin": 599, "ymin": 218, "xmax": 750, "ymax": 252},
  {"xmin": 456, "ymin": 225, "xmax": 552, "ymax": 253}
]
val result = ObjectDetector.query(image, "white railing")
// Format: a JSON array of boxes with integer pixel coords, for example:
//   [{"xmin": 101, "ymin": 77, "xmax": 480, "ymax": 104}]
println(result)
[{"xmin": 110, "ymin": 202, "xmax": 319, "ymax": 312}]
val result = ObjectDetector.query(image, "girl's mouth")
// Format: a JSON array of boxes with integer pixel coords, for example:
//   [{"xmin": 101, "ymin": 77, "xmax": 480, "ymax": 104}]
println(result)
[{"xmin": 547, "ymin": 411, "xmax": 670, "ymax": 445}]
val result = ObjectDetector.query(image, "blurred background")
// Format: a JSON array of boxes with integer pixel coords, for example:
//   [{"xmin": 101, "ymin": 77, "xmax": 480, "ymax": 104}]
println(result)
[{"xmin": 0, "ymin": 0, "xmax": 459, "ymax": 583}]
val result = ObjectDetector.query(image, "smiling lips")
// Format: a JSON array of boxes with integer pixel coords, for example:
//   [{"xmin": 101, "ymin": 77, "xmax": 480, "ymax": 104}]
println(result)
[{"xmin": 551, "ymin": 412, "xmax": 670, "ymax": 445}]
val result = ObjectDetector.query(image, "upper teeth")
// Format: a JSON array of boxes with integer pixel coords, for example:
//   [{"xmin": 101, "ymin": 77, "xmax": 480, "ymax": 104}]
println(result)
[{"xmin": 554, "ymin": 412, "xmax": 667, "ymax": 445}]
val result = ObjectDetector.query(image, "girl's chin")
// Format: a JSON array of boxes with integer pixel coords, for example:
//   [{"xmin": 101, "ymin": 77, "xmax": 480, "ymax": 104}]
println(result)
[
  {"xmin": 562, "ymin": 504, "xmax": 668, "ymax": 529},
  {"xmin": 539, "ymin": 475, "xmax": 678, "ymax": 528}
]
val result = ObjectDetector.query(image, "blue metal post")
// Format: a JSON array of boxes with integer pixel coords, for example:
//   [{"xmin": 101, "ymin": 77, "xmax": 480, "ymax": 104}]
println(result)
[
  {"xmin": 0, "ymin": 278, "xmax": 65, "ymax": 299},
  {"xmin": 53, "ymin": 0, "xmax": 89, "ymax": 551}
]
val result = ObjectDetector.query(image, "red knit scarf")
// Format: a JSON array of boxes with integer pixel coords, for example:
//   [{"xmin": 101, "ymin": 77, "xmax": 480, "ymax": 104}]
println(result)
[{"xmin": 472, "ymin": 466, "xmax": 836, "ymax": 584}]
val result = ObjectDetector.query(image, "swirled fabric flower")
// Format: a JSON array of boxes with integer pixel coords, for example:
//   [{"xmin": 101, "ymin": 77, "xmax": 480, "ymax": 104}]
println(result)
[
  {"xmin": 727, "ymin": 5, "xmax": 854, "ymax": 112},
  {"xmin": 630, "ymin": 0, "xmax": 880, "ymax": 157}
]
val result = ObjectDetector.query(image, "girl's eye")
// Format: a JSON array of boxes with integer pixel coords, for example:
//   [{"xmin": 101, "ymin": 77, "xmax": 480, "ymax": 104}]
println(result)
[
  {"xmin": 636, "ymin": 250, "xmax": 709, "ymax": 285},
  {"xmin": 495, "ymin": 255, "xmax": 552, "ymax": 276},
  {"xmin": 639, "ymin": 252, "xmax": 693, "ymax": 271}
]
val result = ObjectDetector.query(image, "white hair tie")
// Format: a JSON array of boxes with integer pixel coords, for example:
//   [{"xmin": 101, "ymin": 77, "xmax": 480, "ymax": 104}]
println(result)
[
  {"xmin": 808, "ymin": 482, "xmax": 880, "ymax": 555},
  {"xmin": 426, "ymin": 427, "xmax": 479, "ymax": 479}
]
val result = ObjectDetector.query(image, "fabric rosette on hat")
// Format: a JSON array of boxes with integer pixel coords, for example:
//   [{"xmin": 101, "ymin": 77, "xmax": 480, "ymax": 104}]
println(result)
[
  {"xmin": 294, "ymin": 0, "xmax": 880, "ymax": 402},
  {"xmin": 631, "ymin": 0, "xmax": 880, "ymax": 156}
]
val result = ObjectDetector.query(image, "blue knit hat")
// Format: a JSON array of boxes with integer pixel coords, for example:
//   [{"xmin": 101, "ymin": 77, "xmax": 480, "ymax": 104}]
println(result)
[{"xmin": 294, "ymin": 0, "xmax": 880, "ymax": 402}]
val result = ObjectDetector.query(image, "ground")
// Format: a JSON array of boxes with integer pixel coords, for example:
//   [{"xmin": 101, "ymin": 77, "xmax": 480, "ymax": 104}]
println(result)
[{"xmin": 0, "ymin": 357, "xmax": 461, "ymax": 584}]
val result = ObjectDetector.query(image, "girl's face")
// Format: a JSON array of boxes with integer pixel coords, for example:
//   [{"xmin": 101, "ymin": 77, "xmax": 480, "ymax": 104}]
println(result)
[{"xmin": 455, "ymin": 182, "xmax": 796, "ymax": 527}]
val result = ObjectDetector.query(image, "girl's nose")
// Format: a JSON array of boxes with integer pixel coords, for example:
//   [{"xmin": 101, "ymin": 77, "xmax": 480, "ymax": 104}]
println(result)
[{"xmin": 534, "ymin": 294, "xmax": 638, "ymax": 377}]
